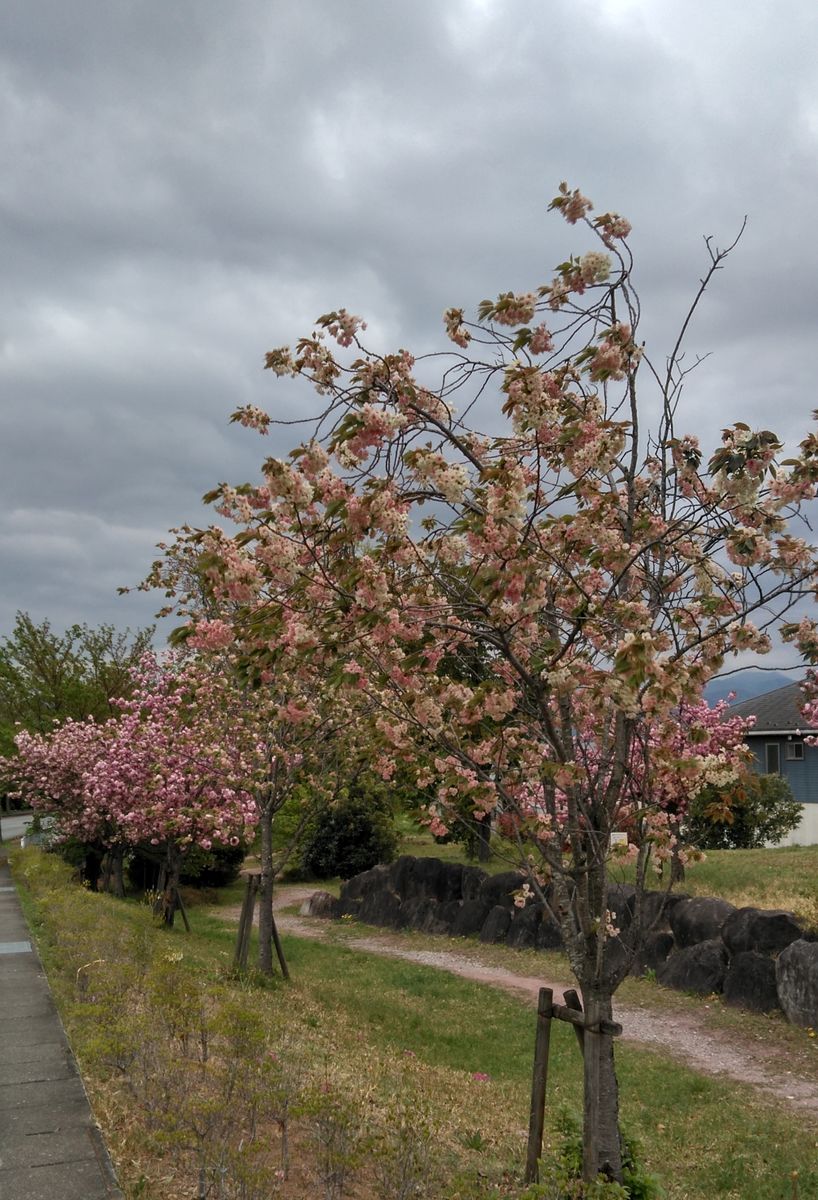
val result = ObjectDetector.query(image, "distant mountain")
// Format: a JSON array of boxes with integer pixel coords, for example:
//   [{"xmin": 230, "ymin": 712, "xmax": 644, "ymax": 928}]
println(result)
[{"xmin": 704, "ymin": 669, "xmax": 805, "ymax": 706}]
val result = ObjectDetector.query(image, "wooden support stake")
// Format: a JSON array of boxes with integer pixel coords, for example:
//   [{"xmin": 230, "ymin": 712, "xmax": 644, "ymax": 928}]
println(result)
[
  {"xmin": 270, "ymin": 911, "xmax": 290, "ymax": 981},
  {"xmin": 582, "ymin": 996, "xmax": 601, "ymax": 1184},
  {"xmin": 234, "ymin": 875, "xmax": 254, "ymax": 969},
  {"xmin": 524, "ymin": 987, "xmax": 553, "ymax": 1185},
  {"xmin": 240, "ymin": 876, "xmax": 259, "ymax": 969},
  {"xmin": 562, "ymin": 988, "xmax": 586, "ymax": 1054},
  {"xmin": 175, "ymin": 887, "xmax": 191, "ymax": 933}
]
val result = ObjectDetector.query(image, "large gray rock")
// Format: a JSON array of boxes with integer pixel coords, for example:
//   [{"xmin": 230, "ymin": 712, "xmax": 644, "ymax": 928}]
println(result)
[
  {"xmin": 535, "ymin": 910, "xmax": 564, "ymax": 950},
  {"xmin": 607, "ymin": 884, "xmax": 636, "ymax": 932},
  {"xmin": 478, "ymin": 870, "xmax": 527, "ymax": 910},
  {"xmin": 358, "ymin": 888, "xmax": 402, "ymax": 929},
  {"xmin": 461, "ymin": 865, "xmax": 489, "ymax": 901},
  {"xmin": 479, "ymin": 905, "xmax": 512, "ymax": 943},
  {"xmin": 413, "ymin": 857, "xmax": 464, "ymax": 902},
  {"xmin": 399, "ymin": 896, "xmax": 456, "ymax": 935},
  {"xmin": 438, "ymin": 900, "xmax": 463, "ymax": 930},
  {"xmin": 505, "ymin": 903, "xmax": 563, "ymax": 950},
  {"xmin": 506, "ymin": 904, "xmax": 540, "ymax": 949},
  {"xmin": 669, "ymin": 897, "xmax": 736, "ymax": 948},
  {"xmin": 438, "ymin": 862, "xmax": 467, "ymax": 903},
  {"xmin": 721, "ymin": 907, "xmax": 803, "ymax": 957},
  {"xmin": 637, "ymin": 890, "xmax": 690, "ymax": 933},
  {"xmin": 300, "ymin": 891, "xmax": 339, "ymax": 919},
  {"xmin": 657, "ymin": 938, "xmax": 728, "ymax": 995},
  {"xmin": 723, "ymin": 951, "xmax": 780, "ymax": 1013},
  {"xmin": 776, "ymin": 940, "xmax": 818, "ymax": 1027},
  {"xmin": 387, "ymin": 855, "xmax": 417, "ymax": 898},
  {"xmin": 337, "ymin": 894, "xmax": 362, "ymax": 919},
  {"xmin": 630, "ymin": 931, "xmax": 675, "ymax": 977},
  {"xmin": 450, "ymin": 899, "xmax": 493, "ymax": 937},
  {"xmin": 387, "ymin": 856, "xmax": 468, "ymax": 903},
  {"xmin": 340, "ymin": 864, "xmax": 390, "ymax": 903},
  {"xmin": 401, "ymin": 857, "xmax": 446, "ymax": 901}
]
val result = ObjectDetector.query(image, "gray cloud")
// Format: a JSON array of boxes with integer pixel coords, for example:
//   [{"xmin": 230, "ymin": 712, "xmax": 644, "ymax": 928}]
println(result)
[{"xmin": 2, "ymin": 0, "xmax": 818, "ymax": 647}]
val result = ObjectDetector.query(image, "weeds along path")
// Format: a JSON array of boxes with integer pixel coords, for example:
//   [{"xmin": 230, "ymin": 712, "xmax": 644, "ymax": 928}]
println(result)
[{"xmin": 223, "ymin": 885, "xmax": 818, "ymax": 1116}]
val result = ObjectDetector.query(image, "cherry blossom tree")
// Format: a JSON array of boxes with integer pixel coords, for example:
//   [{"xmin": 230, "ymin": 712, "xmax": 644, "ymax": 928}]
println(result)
[
  {"xmin": 150, "ymin": 185, "xmax": 818, "ymax": 1182},
  {"xmin": 3, "ymin": 652, "xmax": 260, "ymax": 923},
  {"xmin": 86, "ymin": 653, "xmax": 258, "ymax": 925},
  {"xmin": 4, "ymin": 716, "xmax": 120, "ymax": 890},
  {"xmin": 624, "ymin": 696, "xmax": 756, "ymax": 882},
  {"xmin": 138, "ymin": 598, "xmax": 374, "ymax": 969}
]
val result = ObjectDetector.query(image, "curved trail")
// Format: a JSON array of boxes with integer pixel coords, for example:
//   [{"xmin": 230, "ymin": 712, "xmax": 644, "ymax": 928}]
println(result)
[{"xmin": 225, "ymin": 885, "xmax": 818, "ymax": 1115}]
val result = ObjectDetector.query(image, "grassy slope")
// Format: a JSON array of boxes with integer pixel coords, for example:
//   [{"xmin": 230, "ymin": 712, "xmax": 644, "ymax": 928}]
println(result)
[
  {"xmin": 13, "ymin": 846, "xmax": 818, "ymax": 1200},
  {"xmin": 145, "ymin": 904, "xmax": 818, "ymax": 1198}
]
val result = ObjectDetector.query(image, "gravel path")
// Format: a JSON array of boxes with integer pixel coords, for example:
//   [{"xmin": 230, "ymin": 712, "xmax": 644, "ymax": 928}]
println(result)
[{"xmin": 226, "ymin": 885, "xmax": 818, "ymax": 1115}]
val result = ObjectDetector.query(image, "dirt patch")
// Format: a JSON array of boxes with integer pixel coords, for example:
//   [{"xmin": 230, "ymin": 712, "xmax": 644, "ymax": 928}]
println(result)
[{"xmin": 213, "ymin": 885, "xmax": 818, "ymax": 1115}]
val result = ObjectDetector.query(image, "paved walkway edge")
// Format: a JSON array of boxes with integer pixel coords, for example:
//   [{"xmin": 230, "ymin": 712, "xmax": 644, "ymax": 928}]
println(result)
[{"xmin": 0, "ymin": 855, "xmax": 124, "ymax": 1199}]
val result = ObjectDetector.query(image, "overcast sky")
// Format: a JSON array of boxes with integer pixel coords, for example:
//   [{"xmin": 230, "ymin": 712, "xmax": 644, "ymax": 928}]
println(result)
[{"xmin": 3, "ymin": 0, "xmax": 818, "ymax": 654}]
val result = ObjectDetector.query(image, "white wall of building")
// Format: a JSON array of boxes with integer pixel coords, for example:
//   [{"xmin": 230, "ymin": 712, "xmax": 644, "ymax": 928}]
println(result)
[{"xmin": 771, "ymin": 804, "xmax": 818, "ymax": 847}]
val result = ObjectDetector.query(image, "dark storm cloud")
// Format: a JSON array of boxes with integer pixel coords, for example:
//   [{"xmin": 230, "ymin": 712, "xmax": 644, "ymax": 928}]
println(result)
[{"xmin": 2, "ymin": 0, "xmax": 818, "ymax": 643}]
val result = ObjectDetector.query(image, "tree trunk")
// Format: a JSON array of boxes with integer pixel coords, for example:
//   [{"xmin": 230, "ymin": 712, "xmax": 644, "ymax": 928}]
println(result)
[
  {"xmin": 670, "ymin": 846, "xmax": 686, "ymax": 885},
  {"xmin": 476, "ymin": 813, "xmax": 492, "ymax": 862},
  {"xmin": 160, "ymin": 843, "xmax": 180, "ymax": 927},
  {"xmin": 665, "ymin": 812, "xmax": 686, "ymax": 884},
  {"xmin": 84, "ymin": 846, "xmax": 103, "ymax": 892},
  {"xmin": 110, "ymin": 846, "xmax": 126, "ymax": 898},
  {"xmin": 580, "ymin": 988, "xmax": 623, "ymax": 1183},
  {"xmin": 258, "ymin": 806, "xmax": 274, "ymax": 975}
]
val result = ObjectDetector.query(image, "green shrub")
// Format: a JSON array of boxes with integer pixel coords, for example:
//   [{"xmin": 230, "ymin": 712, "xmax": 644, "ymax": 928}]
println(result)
[
  {"xmin": 685, "ymin": 773, "xmax": 802, "ymax": 850},
  {"xmin": 301, "ymin": 777, "xmax": 399, "ymax": 880}
]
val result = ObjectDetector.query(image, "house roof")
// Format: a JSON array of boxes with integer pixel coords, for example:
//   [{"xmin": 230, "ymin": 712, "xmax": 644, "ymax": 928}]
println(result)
[{"xmin": 728, "ymin": 682, "xmax": 818, "ymax": 735}]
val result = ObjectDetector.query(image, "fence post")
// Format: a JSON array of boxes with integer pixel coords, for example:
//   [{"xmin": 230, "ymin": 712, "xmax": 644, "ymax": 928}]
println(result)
[{"xmin": 524, "ymin": 986, "xmax": 553, "ymax": 1184}]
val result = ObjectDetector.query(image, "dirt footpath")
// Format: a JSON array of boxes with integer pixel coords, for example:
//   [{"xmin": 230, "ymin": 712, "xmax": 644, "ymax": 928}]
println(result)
[{"xmin": 219, "ymin": 885, "xmax": 818, "ymax": 1116}]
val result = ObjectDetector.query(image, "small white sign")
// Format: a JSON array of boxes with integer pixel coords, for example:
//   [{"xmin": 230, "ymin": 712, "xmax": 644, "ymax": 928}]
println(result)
[{"xmin": 610, "ymin": 831, "xmax": 628, "ymax": 847}]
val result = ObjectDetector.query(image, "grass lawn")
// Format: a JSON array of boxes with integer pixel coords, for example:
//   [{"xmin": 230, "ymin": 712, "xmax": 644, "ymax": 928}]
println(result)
[
  {"xmin": 11, "ymin": 846, "xmax": 818, "ymax": 1200},
  {"xmin": 668, "ymin": 844, "xmax": 818, "ymax": 923}
]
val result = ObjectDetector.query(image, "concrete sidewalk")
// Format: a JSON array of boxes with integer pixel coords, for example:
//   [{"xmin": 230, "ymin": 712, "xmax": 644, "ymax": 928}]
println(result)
[{"xmin": 0, "ymin": 858, "xmax": 123, "ymax": 1199}]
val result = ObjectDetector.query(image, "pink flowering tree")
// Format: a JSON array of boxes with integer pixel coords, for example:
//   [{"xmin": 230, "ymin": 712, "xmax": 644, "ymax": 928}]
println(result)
[
  {"xmin": 141, "ymin": 562, "xmax": 375, "ymax": 969},
  {"xmin": 225, "ymin": 678, "xmax": 367, "ymax": 974},
  {"xmin": 86, "ymin": 653, "xmax": 258, "ymax": 925},
  {"xmin": 626, "ymin": 696, "xmax": 755, "ymax": 879},
  {"xmin": 150, "ymin": 184, "xmax": 818, "ymax": 1182},
  {"xmin": 186, "ymin": 635, "xmax": 351, "ymax": 972},
  {"xmin": 3, "ymin": 716, "xmax": 121, "ymax": 891}
]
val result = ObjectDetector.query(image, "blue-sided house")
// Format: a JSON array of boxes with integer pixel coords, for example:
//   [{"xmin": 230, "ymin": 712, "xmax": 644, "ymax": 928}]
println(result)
[{"xmin": 729, "ymin": 682, "xmax": 818, "ymax": 846}]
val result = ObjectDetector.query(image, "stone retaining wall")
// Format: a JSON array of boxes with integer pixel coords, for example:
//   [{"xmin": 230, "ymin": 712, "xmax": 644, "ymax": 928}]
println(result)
[{"xmin": 304, "ymin": 855, "xmax": 818, "ymax": 1027}]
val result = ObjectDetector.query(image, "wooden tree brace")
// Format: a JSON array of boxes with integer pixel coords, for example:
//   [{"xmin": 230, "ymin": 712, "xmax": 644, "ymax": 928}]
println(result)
[
  {"xmin": 551, "ymin": 1002, "xmax": 622, "ymax": 1038},
  {"xmin": 524, "ymin": 986, "xmax": 622, "ymax": 1186},
  {"xmin": 233, "ymin": 871, "xmax": 290, "ymax": 980},
  {"xmin": 524, "ymin": 987, "xmax": 553, "ymax": 1184},
  {"xmin": 234, "ymin": 874, "xmax": 259, "ymax": 969}
]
